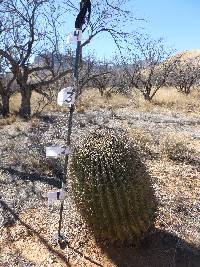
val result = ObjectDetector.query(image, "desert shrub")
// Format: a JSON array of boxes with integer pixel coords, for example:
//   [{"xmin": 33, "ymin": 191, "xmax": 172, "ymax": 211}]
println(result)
[
  {"xmin": 76, "ymin": 89, "xmax": 129, "ymax": 111},
  {"xmin": 0, "ymin": 115, "xmax": 16, "ymax": 126},
  {"xmin": 127, "ymin": 126, "xmax": 154, "ymax": 156},
  {"xmin": 160, "ymin": 134, "xmax": 191, "ymax": 161},
  {"xmin": 69, "ymin": 129, "xmax": 157, "ymax": 244}
]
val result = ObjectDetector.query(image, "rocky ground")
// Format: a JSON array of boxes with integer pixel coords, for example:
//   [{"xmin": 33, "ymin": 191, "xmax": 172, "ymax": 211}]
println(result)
[{"xmin": 0, "ymin": 104, "xmax": 200, "ymax": 266}]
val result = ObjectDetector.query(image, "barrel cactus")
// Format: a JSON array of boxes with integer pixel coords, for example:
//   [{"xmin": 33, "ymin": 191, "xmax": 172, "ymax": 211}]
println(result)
[{"xmin": 69, "ymin": 129, "xmax": 157, "ymax": 244}]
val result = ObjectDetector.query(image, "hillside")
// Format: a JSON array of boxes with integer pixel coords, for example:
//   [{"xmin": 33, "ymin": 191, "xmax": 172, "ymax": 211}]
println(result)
[
  {"xmin": 168, "ymin": 49, "xmax": 200, "ymax": 65},
  {"xmin": 175, "ymin": 49, "xmax": 200, "ymax": 60}
]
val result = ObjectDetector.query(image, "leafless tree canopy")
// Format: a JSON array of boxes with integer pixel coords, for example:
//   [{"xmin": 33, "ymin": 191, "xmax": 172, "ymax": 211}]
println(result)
[
  {"xmin": 0, "ymin": 0, "xmax": 135, "ymax": 117},
  {"xmin": 65, "ymin": 0, "xmax": 133, "ymax": 48},
  {"xmin": 167, "ymin": 54, "xmax": 200, "ymax": 94},
  {"xmin": 121, "ymin": 35, "xmax": 175, "ymax": 100},
  {"xmin": 0, "ymin": 0, "xmax": 72, "ymax": 117}
]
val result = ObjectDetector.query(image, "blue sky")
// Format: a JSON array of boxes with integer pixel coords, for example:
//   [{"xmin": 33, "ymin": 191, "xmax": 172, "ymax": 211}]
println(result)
[
  {"xmin": 134, "ymin": 0, "xmax": 200, "ymax": 50},
  {"xmin": 73, "ymin": 0, "xmax": 200, "ymax": 59}
]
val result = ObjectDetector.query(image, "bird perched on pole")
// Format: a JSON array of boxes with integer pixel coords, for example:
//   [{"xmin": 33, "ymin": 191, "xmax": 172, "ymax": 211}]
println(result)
[{"xmin": 75, "ymin": 0, "xmax": 91, "ymax": 31}]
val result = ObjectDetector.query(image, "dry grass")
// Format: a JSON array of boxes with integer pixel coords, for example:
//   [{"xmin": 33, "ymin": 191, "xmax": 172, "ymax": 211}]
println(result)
[
  {"xmin": 127, "ymin": 126, "xmax": 199, "ymax": 163},
  {"xmin": 29, "ymin": 117, "xmax": 41, "ymax": 128},
  {"xmin": 127, "ymin": 127, "xmax": 199, "ymax": 163},
  {"xmin": 8, "ymin": 86, "xmax": 200, "ymax": 116},
  {"xmin": 159, "ymin": 133, "xmax": 192, "ymax": 161},
  {"xmin": 154, "ymin": 87, "xmax": 200, "ymax": 113},
  {"xmin": 76, "ymin": 89, "xmax": 130, "ymax": 112},
  {"xmin": 75, "ymin": 86, "xmax": 200, "ymax": 116},
  {"xmin": 147, "ymin": 157, "xmax": 200, "ymax": 245},
  {"xmin": 10, "ymin": 92, "xmax": 55, "ymax": 114},
  {"xmin": 131, "ymin": 87, "xmax": 200, "ymax": 115},
  {"xmin": 0, "ymin": 115, "xmax": 16, "ymax": 126},
  {"xmin": 127, "ymin": 126, "xmax": 154, "ymax": 155},
  {"xmin": 9, "ymin": 93, "xmax": 21, "ymax": 113}
]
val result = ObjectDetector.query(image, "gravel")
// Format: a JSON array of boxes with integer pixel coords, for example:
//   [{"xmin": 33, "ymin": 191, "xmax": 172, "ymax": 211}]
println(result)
[{"xmin": 0, "ymin": 107, "xmax": 199, "ymax": 266}]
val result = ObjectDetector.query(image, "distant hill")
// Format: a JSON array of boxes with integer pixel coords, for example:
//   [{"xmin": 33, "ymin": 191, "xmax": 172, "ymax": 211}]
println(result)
[
  {"xmin": 171, "ymin": 49, "xmax": 200, "ymax": 63},
  {"xmin": 176, "ymin": 49, "xmax": 200, "ymax": 59}
]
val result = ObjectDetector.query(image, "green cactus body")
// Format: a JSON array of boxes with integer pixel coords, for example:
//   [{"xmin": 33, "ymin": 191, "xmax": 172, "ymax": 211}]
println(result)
[{"xmin": 70, "ymin": 130, "xmax": 157, "ymax": 243}]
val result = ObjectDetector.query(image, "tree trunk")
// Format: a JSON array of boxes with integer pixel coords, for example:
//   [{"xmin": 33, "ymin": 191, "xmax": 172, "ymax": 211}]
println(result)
[
  {"xmin": 143, "ymin": 93, "xmax": 151, "ymax": 101},
  {"xmin": 99, "ymin": 88, "xmax": 104, "ymax": 96},
  {"xmin": 19, "ymin": 87, "xmax": 32, "ymax": 118},
  {"xmin": 184, "ymin": 86, "xmax": 191, "ymax": 95},
  {"xmin": 1, "ymin": 95, "xmax": 10, "ymax": 117},
  {"xmin": 143, "ymin": 86, "xmax": 152, "ymax": 101}
]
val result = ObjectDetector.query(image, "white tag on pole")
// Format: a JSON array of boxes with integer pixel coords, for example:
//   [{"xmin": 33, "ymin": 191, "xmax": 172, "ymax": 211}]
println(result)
[
  {"xmin": 46, "ymin": 146, "xmax": 71, "ymax": 158},
  {"xmin": 57, "ymin": 87, "xmax": 76, "ymax": 106},
  {"xmin": 48, "ymin": 189, "xmax": 67, "ymax": 204},
  {"xmin": 66, "ymin": 30, "xmax": 82, "ymax": 44},
  {"xmin": 66, "ymin": 32, "xmax": 76, "ymax": 44},
  {"xmin": 75, "ymin": 29, "xmax": 82, "ymax": 41}
]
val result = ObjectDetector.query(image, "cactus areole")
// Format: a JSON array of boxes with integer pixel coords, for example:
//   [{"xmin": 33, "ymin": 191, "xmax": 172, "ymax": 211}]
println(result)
[{"xmin": 70, "ymin": 130, "xmax": 157, "ymax": 244}]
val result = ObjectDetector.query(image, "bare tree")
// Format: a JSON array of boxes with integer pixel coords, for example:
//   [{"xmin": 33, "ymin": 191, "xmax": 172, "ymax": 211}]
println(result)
[
  {"xmin": 89, "ymin": 59, "xmax": 115, "ymax": 96},
  {"xmin": 78, "ymin": 55, "xmax": 133, "ymax": 96},
  {"xmin": 65, "ymin": 0, "xmax": 134, "ymax": 51},
  {"xmin": 0, "ymin": 56, "xmax": 17, "ymax": 116},
  {"xmin": 72, "ymin": 55, "xmax": 114, "ymax": 97},
  {"xmin": 63, "ymin": 0, "xmax": 136, "ymax": 97},
  {"xmin": 167, "ymin": 54, "xmax": 200, "ymax": 95},
  {"xmin": 0, "ymin": 0, "xmax": 136, "ymax": 117},
  {"xmin": 0, "ymin": 0, "xmax": 72, "ymax": 118},
  {"xmin": 123, "ymin": 35, "xmax": 175, "ymax": 101},
  {"xmin": 109, "ymin": 56, "xmax": 132, "ymax": 94},
  {"xmin": 0, "ymin": 74, "xmax": 16, "ymax": 117}
]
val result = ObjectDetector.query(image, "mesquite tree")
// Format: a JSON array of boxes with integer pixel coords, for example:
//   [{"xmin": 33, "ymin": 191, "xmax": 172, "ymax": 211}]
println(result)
[
  {"xmin": 0, "ymin": 0, "xmax": 136, "ymax": 117},
  {"xmin": 123, "ymin": 35, "xmax": 175, "ymax": 101},
  {"xmin": 0, "ymin": 73, "xmax": 16, "ymax": 117},
  {"xmin": 0, "ymin": 0, "xmax": 72, "ymax": 118},
  {"xmin": 64, "ymin": 0, "xmax": 135, "ymax": 95},
  {"xmin": 89, "ymin": 59, "xmax": 115, "ymax": 96},
  {"xmin": 65, "ymin": 0, "xmax": 134, "ymax": 57},
  {"xmin": 0, "ymin": 57, "xmax": 17, "ymax": 116},
  {"xmin": 168, "ymin": 54, "xmax": 200, "ymax": 94},
  {"xmin": 77, "ymin": 56, "xmax": 127, "ymax": 96}
]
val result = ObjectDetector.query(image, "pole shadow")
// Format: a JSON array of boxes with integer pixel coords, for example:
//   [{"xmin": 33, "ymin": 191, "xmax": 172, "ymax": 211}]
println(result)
[
  {"xmin": 0, "ymin": 166, "xmax": 62, "ymax": 188},
  {"xmin": 0, "ymin": 198, "xmax": 103, "ymax": 267}
]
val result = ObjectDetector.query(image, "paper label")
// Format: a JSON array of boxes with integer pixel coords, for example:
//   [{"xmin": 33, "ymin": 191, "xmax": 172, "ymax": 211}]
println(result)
[
  {"xmin": 46, "ymin": 146, "xmax": 70, "ymax": 158},
  {"xmin": 57, "ymin": 87, "xmax": 76, "ymax": 106},
  {"xmin": 66, "ymin": 30, "xmax": 82, "ymax": 44},
  {"xmin": 74, "ymin": 29, "xmax": 82, "ymax": 42},
  {"xmin": 48, "ymin": 189, "xmax": 67, "ymax": 204}
]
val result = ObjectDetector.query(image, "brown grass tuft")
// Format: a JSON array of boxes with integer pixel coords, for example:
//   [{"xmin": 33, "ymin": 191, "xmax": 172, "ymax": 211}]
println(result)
[
  {"xmin": 159, "ymin": 133, "xmax": 193, "ymax": 161},
  {"xmin": 0, "ymin": 115, "xmax": 17, "ymax": 126},
  {"xmin": 76, "ymin": 89, "xmax": 130, "ymax": 111},
  {"xmin": 134, "ymin": 87, "xmax": 200, "ymax": 115},
  {"xmin": 127, "ymin": 126, "xmax": 154, "ymax": 155}
]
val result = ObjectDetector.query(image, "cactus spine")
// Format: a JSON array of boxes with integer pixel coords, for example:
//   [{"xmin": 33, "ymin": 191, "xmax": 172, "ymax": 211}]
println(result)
[{"xmin": 70, "ymin": 130, "xmax": 157, "ymax": 243}]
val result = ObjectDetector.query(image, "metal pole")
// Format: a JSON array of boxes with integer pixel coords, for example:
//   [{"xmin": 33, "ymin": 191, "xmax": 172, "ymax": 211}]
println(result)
[{"xmin": 57, "ymin": 27, "xmax": 82, "ymax": 249}]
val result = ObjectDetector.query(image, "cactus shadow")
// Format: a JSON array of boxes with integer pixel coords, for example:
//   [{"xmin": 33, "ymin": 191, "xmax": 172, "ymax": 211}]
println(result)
[{"xmin": 101, "ymin": 229, "xmax": 200, "ymax": 267}]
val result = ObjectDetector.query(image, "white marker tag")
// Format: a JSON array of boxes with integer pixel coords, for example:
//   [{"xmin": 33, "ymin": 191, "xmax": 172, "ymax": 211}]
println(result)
[
  {"xmin": 66, "ymin": 30, "xmax": 82, "ymax": 44},
  {"xmin": 74, "ymin": 29, "xmax": 82, "ymax": 41},
  {"xmin": 57, "ymin": 87, "xmax": 76, "ymax": 106},
  {"xmin": 66, "ymin": 32, "xmax": 75, "ymax": 44},
  {"xmin": 48, "ymin": 189, "xmax": 67, "ymax": 204},
  {"xmin": 46, "ymin": 146, "xmax": 70, "ymax": 158}
]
